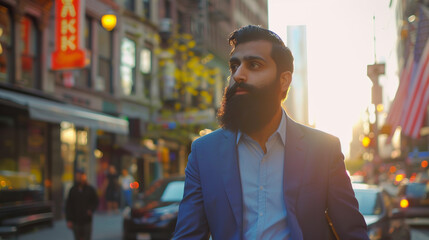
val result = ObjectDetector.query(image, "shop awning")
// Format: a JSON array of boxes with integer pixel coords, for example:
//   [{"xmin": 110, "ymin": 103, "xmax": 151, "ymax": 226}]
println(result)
[
  {"xmin": 119, "ymin": 142, "xmax": 157, "ymax": 157},
  {"xmin": 0, "ymin": 89, "xmax": 128, "ymax": 135}
]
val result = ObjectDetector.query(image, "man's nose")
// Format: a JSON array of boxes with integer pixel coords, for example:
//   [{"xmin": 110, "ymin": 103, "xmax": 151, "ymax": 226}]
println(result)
[{"xmin": 232, "ymin": 65, "xmax": 246, "ymax": 84}]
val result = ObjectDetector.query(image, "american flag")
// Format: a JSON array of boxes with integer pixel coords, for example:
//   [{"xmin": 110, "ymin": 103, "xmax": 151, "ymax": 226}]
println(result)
[
  {"xmin": 384, "ymin": 53, "xmax": 414, "ymax": 142},
  {"xmin": 401, "ymin": 5, "xmax": 429, "ymax": 138}
]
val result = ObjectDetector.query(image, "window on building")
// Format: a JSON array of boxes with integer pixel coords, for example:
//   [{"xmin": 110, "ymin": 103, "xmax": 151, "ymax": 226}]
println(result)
[
  {"xmin": 74, "ymin": 16, "xmax": 92, "ymax": 88},
  {"xmin": 0, "ymin": 105, "xmax": 49, "ymax": 203},
  {"xmin": 165, "ymin": 0, "xmax": 171, "ymax": 18},
  {"xmin": 143, "ymin": 0, "xmax": 151, "ymax": 19},
  {"xmin": 140, "ymin": 47, "xmax": 152, "ymax": 99},
  {"xmin": 20, "ymin": 16, "xmax": 40, "ymax": 89},
  {"xmin": 124, "ymin": 0, "xmax": 135, "ymax": 12},
  {"xmin": 60, "ymin": 122, "xmax": 90, "ymax": 198},
  {"xmin": 0, "ymin": 5, "xmax": 12, "ymax": 84},
  {"xmin": 160, "ymin": 60, "xmax": 176, "ymax": 101},
  {"xmin": 121, "ymin": 37, "xmax": 136, "ymax": 96},
  {"xmin": 178, "ymin": 11, "xmax": 185, "ymax": 33},
  {"xmin": 0, "ymin": 115, "xmax": 16, "ymax": 169},
  {"xmin": 96, "ymin": 24, "xmax": 112, "ymax": 93}
]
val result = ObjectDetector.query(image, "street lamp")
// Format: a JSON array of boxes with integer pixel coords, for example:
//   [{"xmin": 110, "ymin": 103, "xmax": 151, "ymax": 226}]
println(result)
[
  {"xmin": 366, "ymin": 63, "xmax": 385, "ymax": 184},
  {"xmin": 367, "ymin": 63, "xmax": 385, "ymax": 156},
  {"xmin": 101, "ymin": 11, "xmax": 117, "ymax": 31}
]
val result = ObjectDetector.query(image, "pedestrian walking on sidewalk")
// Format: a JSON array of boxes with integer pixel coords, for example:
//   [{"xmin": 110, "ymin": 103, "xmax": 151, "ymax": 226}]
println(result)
[
  {"xmin": 119, "ymin": 168, "xmax": 134, "ymax": 207},
  {"xmin": 66, "ymin": 169, "xmax": 99, "ymax": 240},
  {"xmin": 105, "ymin": 165, "xmax": 120, "ymax": 212},
  {"xmin": 173, "ymin": 25, "xmax": 369, "ymax": 240}
]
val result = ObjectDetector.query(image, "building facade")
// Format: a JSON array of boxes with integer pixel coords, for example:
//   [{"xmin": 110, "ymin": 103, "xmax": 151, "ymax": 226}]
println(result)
[
  {"xmin": 0, "ymin": 0, "xmax": 268, "ymax": 219},
  {"xmin": 151, "ymin": 0, "xmax": 268, "ymax": 178},
  {"xmin": 284, "ymin": 25, "xmax": 309, "ymax": 126},
  {"xmin": 391, "ymin": 0, "xmax": 429, "ymax": 177},
  {"xmin": 348, "ymin": 0, "xmax": 429, "ymax": 182}
]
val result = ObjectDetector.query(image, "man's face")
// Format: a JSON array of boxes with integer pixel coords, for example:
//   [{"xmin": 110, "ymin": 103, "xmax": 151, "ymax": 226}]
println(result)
[
  {"xmin": 76, "ymin": 172, "xmax": 87, "ymax": 185},
  {"xmin": 81, "ymin": 173, "xmax": 87, "ymax": 183},
  {"xmin": 228, "ymin": 40, "xmax": 279, "ymax": 92},
  {"xmin": 218, "ymin": 40, "xmax": 288, "ymax": 133},
  {"xmin": 75, "ymin": 172, "xmax": 81, "ymax": 181}
]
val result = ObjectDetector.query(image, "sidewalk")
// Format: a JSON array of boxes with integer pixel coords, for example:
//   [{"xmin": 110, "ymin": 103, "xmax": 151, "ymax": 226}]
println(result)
[{"xmin": 19, "ymin": 212, "xmax": 123, "ymax": 240}]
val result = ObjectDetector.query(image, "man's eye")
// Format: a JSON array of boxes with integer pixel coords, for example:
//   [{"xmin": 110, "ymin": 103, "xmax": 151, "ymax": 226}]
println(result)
[
  {"xmin": 250, "ymin": 62, "xmax": 261, "ymax": 69},
  {"xmin": 230, "ymin": 64, "xmax": 238, "ymax": 72}
]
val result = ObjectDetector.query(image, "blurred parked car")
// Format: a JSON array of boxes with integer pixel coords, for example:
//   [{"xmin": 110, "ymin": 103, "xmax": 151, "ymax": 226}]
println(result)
[
  {"xmin": 350, "ymin": 174, "xmax": 365, "ymax": 183},
  {"xmin": 353, "ymin": 183, "xmax": 411, "ymax": 240},
  {"xmin": 123, "ymin": 175, "xmax": 185, "ymax": 240},
  {"xmin": 397, "ymin": 181, "xmax": 429, "ymax": 219}
]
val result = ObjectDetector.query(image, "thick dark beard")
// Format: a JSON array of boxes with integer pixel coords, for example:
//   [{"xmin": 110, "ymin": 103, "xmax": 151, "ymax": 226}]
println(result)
[{"xmin": 217, "ymin": 78, "xmax": 281, "ymax": 134}]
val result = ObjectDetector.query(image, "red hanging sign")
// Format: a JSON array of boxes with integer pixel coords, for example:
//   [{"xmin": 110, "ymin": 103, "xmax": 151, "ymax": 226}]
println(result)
[
  {"xmin": 21, "ymin": 17, "xmax": 33, "ymax": 71},
  {"xmin": 51, "ymin": 0, "xmax": 87, "ymax": 70},
  {"xmin": 21, "ymin": 18, "xmax": 30, "ymax": 54}
]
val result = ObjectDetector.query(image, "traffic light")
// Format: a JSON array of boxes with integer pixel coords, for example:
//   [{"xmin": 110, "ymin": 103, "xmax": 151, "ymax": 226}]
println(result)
[
  {"xmin": 362, "ymin": 132, "xmax": 376, "ymax": 149},
  {"xmin": 362, "ymin": 136, "xmax": 371, "ymax": 148}
]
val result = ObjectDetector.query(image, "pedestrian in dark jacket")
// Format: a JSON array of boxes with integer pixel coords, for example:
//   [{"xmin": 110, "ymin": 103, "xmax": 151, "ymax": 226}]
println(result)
[{"xmin": 66, "ymin": 169, "xmax": 99, "ymax": 240}]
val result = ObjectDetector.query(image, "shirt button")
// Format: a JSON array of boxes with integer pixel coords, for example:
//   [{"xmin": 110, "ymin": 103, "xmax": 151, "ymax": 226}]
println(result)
[
  {"xmin": 260, "ymin": 186, "xmax": 263, "ymax": 190},
  {"xmin": 260, "ymin": 213, "xmax": 263, "ymax": 216}
]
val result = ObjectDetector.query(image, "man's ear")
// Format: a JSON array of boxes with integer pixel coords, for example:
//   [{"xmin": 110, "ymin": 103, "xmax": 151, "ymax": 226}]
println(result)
[{"xmin": 280, "ymin": 71, "xmax": 292, "ymax": 99}]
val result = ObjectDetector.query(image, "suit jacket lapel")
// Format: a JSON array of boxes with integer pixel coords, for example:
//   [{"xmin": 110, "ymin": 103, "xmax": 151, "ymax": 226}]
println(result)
[
  {"xmin": 283, "ymin": 116, "xmax": 307, "ymax": 211},
  {"xmin": 218, "ymin": 119, "xmax": 306, "ymax": 235},
  {"xmin": 220, "ymin": 130, "xmax": 243, "ymax": 230}
]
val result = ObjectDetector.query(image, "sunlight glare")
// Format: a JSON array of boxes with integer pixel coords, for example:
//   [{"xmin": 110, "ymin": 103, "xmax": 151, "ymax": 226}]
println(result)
[{"xmin": 269, "ymin": 0, "xmax": 376, "ymax": 157}]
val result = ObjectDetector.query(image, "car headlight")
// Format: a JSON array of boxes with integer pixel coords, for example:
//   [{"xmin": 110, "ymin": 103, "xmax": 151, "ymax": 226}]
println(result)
[
  {"xmin": 368, "ymin": 227, "xmax": 382, "ymax": 240},
  {"xmin": 159, "ymin": 212, "xmax": 176, "ymax": 221}
]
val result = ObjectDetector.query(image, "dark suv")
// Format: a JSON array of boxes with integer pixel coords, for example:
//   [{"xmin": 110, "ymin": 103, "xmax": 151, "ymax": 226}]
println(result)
[
  {"xmin": 122, "ymin": 176, "xmax": 185, "ymax": 240},
  {"xmin": 397, "ymin": 181, "xmax": 429, "ymax": 219},
  {"xmin": 353, "ymin": 183, "xmax": 411, "ymax": 240}
]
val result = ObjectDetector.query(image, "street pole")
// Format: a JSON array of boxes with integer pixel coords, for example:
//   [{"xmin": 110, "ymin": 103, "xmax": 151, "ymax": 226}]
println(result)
[{"xmin": 367, "ymin": 63, "xmax": 385, "ymax": 184}]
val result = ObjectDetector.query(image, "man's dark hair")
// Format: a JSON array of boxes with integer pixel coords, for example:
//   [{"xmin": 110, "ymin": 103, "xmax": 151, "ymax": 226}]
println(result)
[{"xmin": 228, "ymin": 25, "xmax": 294, "ymax": 74}]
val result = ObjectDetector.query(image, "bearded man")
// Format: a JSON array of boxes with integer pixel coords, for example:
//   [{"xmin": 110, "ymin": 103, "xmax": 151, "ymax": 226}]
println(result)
[{"xmin": 173, "ymin": 25, "xmax": 368, "ymax": 240}]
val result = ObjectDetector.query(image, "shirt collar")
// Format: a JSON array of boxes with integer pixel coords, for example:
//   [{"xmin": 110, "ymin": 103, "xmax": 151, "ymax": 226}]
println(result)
[{"xmin": 236, "ymin": 109, "xmax": 287, "ymax": 146}]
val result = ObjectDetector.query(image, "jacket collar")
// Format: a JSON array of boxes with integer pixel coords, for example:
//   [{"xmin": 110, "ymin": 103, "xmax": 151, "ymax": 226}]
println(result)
[
  {"xmin": 283, "ymin": 116, "xmax": 307, "ymax": 240},
  {"xmin": 220, "ymin": 129, "xmax": 243, "ymax": 230}
]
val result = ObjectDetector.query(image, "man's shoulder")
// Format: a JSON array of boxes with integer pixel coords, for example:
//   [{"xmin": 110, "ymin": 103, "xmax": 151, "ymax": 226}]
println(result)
[
  {"xmin": 68, "ymin": 185, "xmax": 75, "ymax": 193},
  {"xmin": 192, "ymin": 128, "xmax": 233, "ymax": 146},
  {"xmin": 84, "ymin": 184, "xmax": 97, "ymax": 193},
  {"xmin": 67, "ymin": 185, "xmax": 80, "ymax": 198}
]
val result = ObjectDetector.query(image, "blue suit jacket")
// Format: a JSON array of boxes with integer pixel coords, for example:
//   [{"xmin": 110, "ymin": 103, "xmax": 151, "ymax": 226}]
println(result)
[{"xmin": 173, "ymin": 116, "xmax": 368, "ymax": 240}]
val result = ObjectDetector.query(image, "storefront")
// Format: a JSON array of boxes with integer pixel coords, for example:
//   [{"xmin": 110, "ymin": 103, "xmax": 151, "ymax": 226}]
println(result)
[
  {"xmin": 0, "ymin": 105, "xmax": 50, "ymax": 201},
  {"xmin": 0, "ymin": 88, "xmax": 128, "ymax": 218}
]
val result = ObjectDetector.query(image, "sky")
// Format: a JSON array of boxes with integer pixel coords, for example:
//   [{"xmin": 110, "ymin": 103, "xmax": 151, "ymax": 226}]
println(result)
[{"xmin": 268, "ymin": 0, "xmax": 398, "ymax": 158}]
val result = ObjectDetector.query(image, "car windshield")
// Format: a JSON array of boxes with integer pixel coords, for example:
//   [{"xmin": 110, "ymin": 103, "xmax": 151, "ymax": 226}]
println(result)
[
  {"xmin": 405, "ymin": 183, "xmax": 427, "ymax": 198},
  {"xmin": 354, "ymin": 189, "xmax": 381, "ymax": 215},
  {"xmin": 160, "ymin": 181, "xmax": 185, "ymax": 202},
  {"xmin": 143, "ymin": 179, "xmax": 185, "ymax": 202}
]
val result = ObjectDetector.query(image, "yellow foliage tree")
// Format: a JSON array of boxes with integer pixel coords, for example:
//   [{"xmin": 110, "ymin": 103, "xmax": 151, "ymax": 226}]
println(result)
[{"xmin": 156, "ymin": 33, "xmax": 219, "ymax": 112}]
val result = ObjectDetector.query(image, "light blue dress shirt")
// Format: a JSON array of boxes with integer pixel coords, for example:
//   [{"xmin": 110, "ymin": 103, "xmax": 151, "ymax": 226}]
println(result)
[{"xmin": 237, "ymin": 110, "xmax": 290, "ymax": 240}]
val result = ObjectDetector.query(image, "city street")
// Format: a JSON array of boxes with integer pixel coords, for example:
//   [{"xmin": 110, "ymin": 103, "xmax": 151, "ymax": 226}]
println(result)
[
  {"xmin": 19, "ymin": 212, "xmax": 122, "ymax": 240},
  {"xmin": 411, "ymin": 227, "xmax": 429, "ymax": 240},
  {"xmin": 15, "ymin": 210, "xmax": 429, "ymax": 240},
  {"xmin": 1, "ymin": 0, "xmax": 429, "ymax": 240}
]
